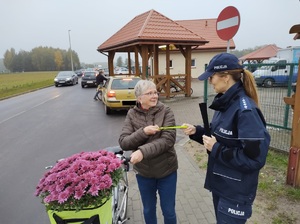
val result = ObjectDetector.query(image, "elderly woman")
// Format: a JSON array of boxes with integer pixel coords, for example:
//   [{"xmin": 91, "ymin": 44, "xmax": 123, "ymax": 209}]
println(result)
[
  {"xmin": 183, "ymin": 53, "xmax": 270, "ymax": 224},
  {"xmin": 119, "ymin": 80, "xmax": 178, "ymax": 224}
]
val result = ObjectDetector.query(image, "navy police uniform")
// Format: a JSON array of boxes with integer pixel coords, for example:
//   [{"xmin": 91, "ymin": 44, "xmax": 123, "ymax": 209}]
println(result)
[{"xmin": 190, "ymin": 81, "xmax": 270, "ymax": 223}]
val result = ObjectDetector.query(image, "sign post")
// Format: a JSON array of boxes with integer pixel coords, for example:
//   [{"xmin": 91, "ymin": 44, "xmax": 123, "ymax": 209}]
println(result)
[{"xmin": 216, "ymin": 6, "xmax": 240, "ymax": 53}]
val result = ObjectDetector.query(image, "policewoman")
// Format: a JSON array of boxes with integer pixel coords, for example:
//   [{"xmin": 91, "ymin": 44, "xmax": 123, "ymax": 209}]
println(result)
[{"xmin": 183, "ymin": 53, "xmax": 270, "ymax": 224}]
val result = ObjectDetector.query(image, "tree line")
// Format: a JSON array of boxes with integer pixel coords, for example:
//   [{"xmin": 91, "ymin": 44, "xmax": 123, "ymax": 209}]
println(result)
[
  {"xmin": 2, "ymin": 45, "xmax": 262, "ymax": 73},
  {"xmin": 3, "ymin": 46, "xmax": 81, "ymax": 72}
]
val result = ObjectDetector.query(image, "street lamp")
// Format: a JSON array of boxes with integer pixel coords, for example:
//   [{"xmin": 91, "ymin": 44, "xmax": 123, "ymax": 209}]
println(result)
[{"xmin": 68, "ymin": 30, "xmax": 74, "ymax": 71}]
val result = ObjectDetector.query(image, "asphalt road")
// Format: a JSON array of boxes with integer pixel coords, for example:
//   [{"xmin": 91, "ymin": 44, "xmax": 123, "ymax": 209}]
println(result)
[{"xmin": 0, "ymin": 82, "xmax": 128, "ymax": 223}]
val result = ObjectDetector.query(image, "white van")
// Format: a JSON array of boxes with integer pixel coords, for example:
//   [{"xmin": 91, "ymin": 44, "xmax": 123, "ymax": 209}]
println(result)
[{"xmin": 253, "ymin": 58, "xmax": 297, "ymax": 87}]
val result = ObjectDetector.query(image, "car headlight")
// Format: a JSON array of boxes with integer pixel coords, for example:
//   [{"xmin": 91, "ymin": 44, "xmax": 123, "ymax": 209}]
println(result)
[
  {"xmin": 66, "ymin": 78, "xmax": 71, "ymax": 81},
  {"xmin": 54, "ymin": 78, "xmax": 58, "ymax": 81}
]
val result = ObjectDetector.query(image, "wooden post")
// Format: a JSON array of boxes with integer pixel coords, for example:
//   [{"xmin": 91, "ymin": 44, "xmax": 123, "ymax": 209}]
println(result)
[
  {"xmin": 134, "ymin": 46, "xmax": 140, "ymax": 76},
  {"xmin": 185, "ymin": 46, "xmax": 192, "ymax": 97},
  {"xmin": 166, "ymin": 45, "xmax": 170, "ymax": 99},
  {"xmin": 108, "ymin": 51, "xmax": 115, "ymax": 76},
  {"xmin": 127, "ymin": 52, "xmax": 131, "ymax": 75},
  {"xmin": 141, "ymin": 45, "xmax": 148, "ymax": 80},
  {"xmin": 283, "ymin": 59, "xmax": 300, "ymax": 187},
  {"xmin": 153, "ymin": 45, "xmax": 159, "ymax": 83}
]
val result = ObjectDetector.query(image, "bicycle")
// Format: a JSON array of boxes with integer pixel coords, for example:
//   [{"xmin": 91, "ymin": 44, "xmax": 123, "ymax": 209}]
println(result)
[
  {"xmin": 107, "ymin": 146, "xmax": 130, "ymax": 224},
  {"xmin": 170, "ymin": 80, "xmax": 193, "ymax": 98},
  {"xmin": 94, "ymin": 84, "xmax": 104, "ymax": 101},
  {"xmin": 45, "ymin": 146, "xmax": 130, "ymax": 224}
]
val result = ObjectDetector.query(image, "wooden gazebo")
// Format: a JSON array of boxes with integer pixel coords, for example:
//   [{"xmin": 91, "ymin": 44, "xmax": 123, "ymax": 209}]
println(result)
[{"xmin": 97, "ymin": 9, "xmax": 208, "ymax": 98}]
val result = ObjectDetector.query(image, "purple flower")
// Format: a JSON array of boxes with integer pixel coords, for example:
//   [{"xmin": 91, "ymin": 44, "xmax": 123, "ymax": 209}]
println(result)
[
  {"xmin": 74, "ymin": 188, "xmax": 85, "ymax": 200},
  {"xmin": 35, "ymin": 150, "xmax": 122, "ymax": 211},
  {"xmin": 58, "ymin": 191, "xmax": 69, "ymax": 204}
]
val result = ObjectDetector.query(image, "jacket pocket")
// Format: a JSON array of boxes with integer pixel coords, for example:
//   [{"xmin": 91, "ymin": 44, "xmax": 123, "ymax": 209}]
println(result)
[
  {"xmin": 218, "ymin": 198, "xmax": 252, "ymax": 219},
  {"xmin": 213, "ymin": 163, "xmax": 242, "ymax": 182}
]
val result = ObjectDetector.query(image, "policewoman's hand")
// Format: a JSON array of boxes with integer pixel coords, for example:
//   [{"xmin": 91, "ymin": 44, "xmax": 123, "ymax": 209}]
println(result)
[
  {"xmin": 202, "ymin": 135, "xmax": 217, "ymax": 152},
  {"xmin": 182, "ymin": 123, "xmax": 196, "ymax": 135}
]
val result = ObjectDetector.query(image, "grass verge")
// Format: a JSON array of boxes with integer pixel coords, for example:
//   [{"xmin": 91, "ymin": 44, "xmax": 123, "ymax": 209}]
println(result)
[{"xmin": 0, "ymin": 72, "xmax": 57, "ymax": 100}]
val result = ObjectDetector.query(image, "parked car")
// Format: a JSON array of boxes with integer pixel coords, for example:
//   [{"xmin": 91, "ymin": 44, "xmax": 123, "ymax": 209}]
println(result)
[
  {"xmin": 81, "ymin": 71, "xmax": 98, "ymax": 88},
  {"xmin": 101, "ymin": 76, "xmax": 141, "ymax": 114},
  {"xmin": 114, "ymin": 67, "xmax": 129, "ymax": 74},
  {"xmin": 54, "ymin": 71, "xmax": 78, "ymax": 87}
]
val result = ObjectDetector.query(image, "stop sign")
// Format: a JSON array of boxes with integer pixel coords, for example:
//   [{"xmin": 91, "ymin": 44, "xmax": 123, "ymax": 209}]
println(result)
[{"xmin": 216, "ymin": 6, "xmax": 240, "ymax": 41}]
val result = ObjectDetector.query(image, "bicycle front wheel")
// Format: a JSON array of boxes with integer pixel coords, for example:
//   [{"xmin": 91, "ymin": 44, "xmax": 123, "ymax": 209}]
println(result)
[{"xmin": 113, "ymin": 171, "xmax": 128, "ymax": 224}]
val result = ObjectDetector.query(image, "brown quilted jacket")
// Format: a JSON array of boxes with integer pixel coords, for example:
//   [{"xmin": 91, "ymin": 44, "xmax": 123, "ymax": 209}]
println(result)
[{"xmin": 119, "ymin": 101, "xmax": 178, "ymax": 178}]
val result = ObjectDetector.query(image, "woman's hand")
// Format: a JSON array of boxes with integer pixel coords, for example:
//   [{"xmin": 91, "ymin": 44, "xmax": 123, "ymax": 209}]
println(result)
[
  {"xmin": 202, "ymin": 135, "xmax": 217, "ymax": 152},
  {"xmin": 130, "ymin": 149, "xmax": 143, "ymax": 164},
  {"xmin": 182, "ymin": 123, "xmax": 196, "ymax": 135},
  {"xmin": 143, "ymin": 125, "xmax": 160, "ymax": 135}
]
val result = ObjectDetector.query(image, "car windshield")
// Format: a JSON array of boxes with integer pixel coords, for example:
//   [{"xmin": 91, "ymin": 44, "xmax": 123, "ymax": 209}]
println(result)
[
  {"xmin": 58, "ymin": 72, "xmax": 72, "ymax": 77},
  {"xmin": 258, "ymin": 66, "xmax": 271, "ymax": 70},
  {"xmin": 84, "ymin": 72, "xmax": 95, "ymax": 77},
  {"xmin": 111, "ymin": 78, "xmax": 140, "ymax": 89}
]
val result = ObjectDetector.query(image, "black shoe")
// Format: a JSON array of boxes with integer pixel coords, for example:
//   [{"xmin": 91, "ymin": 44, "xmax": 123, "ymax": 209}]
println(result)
[{"xmin": 94, "ymin": 98, "xmax": 98, "ymax": 101}]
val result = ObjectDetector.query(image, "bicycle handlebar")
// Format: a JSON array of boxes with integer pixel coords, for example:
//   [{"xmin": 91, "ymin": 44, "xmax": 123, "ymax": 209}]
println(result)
[{"xmin": 105, "ymin": 146, "xmax": 132, "ymax": 172}]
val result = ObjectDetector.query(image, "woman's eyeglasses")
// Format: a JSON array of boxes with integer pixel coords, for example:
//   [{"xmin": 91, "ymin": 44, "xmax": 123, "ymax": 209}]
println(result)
[{"xmin": 142, "ymin": 91, "xmax": 159, "ymax": 96}]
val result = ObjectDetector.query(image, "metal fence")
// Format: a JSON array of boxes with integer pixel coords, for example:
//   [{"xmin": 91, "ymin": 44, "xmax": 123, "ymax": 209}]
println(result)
[{"xmin": 204, "ymin": 62, "xmax": 298, "ymax": 152}]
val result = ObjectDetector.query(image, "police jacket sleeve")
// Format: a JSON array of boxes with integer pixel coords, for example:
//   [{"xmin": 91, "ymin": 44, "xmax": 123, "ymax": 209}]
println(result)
[
  {"xmin": 210, "ymin": 109, "xmax": 270, "ymax": 172},
  {"xmin": 189, "ymin": 125, "xmax": 205, "ymax": 145}
]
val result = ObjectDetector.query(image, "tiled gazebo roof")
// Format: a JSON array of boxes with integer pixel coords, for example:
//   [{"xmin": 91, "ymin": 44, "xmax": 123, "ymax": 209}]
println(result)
[{"xmin": 98, "ymin": 9, "xmax": 208, "ymax": 52}]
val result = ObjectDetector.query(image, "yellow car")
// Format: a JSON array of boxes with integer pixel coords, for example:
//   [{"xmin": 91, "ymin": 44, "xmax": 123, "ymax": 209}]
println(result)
[{"xmin": 101, "ymin": 76, "xmax": 141, "ymax": 114}]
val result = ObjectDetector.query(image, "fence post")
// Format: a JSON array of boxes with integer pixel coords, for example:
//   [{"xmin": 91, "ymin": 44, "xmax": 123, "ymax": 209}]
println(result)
[{"xmin": 283, "ymin": 59, "xmax": 300, "ymax": 187}]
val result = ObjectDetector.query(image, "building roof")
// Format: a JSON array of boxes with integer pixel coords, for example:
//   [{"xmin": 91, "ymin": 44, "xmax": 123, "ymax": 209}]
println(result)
[
  {"xmin": 239, "ymin": 44, "xmax": 281, "ymax": 61},
  {"xmin": 176, "ymin": 19, "xmax": 235, "ymax": 50},
  {"xmin": 98, "ymin": 9, "xmax": 208, "ymax": 52}
]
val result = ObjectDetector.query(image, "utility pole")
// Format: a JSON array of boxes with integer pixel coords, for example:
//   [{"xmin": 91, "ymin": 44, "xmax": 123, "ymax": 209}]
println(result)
[{"xmin": 68, "ymin": 30, "xmax": 74, "ymax": 71}]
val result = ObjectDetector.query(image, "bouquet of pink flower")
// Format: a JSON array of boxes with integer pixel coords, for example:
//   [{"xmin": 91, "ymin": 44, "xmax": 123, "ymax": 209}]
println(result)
[{"xmin": 35, "ymin": 150, "xmax": 123, "ymax": 212}]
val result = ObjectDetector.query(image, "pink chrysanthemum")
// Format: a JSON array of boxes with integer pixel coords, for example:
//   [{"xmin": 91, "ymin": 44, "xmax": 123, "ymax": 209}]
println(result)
[{"xmin": 35, "ymin": 150, "xmax": 123, "ymax": 211}]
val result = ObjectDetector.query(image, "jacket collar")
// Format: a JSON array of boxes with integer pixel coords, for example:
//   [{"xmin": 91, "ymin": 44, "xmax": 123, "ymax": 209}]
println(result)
[
  {"xmin": 209, "ymin": 80, "xmax": 244, "ymax": 111},
  {"xmin": 135, "ymin": 101, "xmax": 164, "ymax": 114}
]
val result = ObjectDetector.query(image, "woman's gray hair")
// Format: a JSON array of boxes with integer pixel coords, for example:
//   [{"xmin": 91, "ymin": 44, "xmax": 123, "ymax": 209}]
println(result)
[{"xmin": 134, "ymin": 80, "xmax": 156, "ymax": 97}]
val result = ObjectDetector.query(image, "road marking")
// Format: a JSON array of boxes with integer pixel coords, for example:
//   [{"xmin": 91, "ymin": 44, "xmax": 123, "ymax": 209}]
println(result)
[{"xmin": 0, "ymin": 95, "xmax": 60, "ymax": 125}]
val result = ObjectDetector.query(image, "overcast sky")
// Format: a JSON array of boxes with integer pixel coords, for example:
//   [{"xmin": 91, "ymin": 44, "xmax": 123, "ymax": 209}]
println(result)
[{"xmin": 1, "ymin": 0, "xmax": 300, "ymax": 64}]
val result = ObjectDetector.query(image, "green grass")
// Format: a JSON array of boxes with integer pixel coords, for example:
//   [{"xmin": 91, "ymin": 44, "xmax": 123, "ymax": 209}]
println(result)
[
  {"xmin": 0, "ymin": 71, "xmax": 57, "ymax": 100},
  {"xmin": 258, "ymin": 149, "xmax": 300, "ymax": 201},
  {"xmin": 257, "ymin": 149, "xmax": 300, "ymax": 224}
]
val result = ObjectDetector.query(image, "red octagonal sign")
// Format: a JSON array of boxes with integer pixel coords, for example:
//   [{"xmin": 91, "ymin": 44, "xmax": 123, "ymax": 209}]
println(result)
[{"xmin": 216, "ymin": 6, "xmax": 240, "ymax": 41}]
